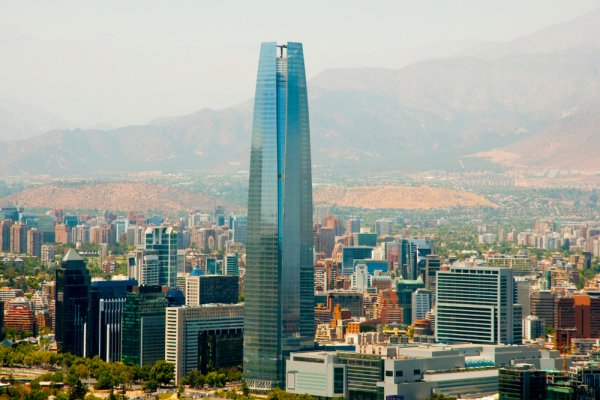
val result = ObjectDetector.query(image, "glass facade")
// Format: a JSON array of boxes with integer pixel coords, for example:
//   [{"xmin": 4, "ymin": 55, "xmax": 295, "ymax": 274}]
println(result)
[
  {"xmin": 54, "ymin": 249, "xmax": 91, "ymax": 357},
  {"xmin": 144, "ymin": 226, "xmax": 178, "ymax": 288},
  {"xmin": 244, "ymin": 42, "xmax": 314, "ymax": 389},
  {"xmin": 121, "ymin": 286, "xmax": 167, "ymax": 367}
]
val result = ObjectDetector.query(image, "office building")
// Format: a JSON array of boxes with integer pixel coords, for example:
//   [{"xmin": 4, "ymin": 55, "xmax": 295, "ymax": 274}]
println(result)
[
  {"xmin": 286, "ymin": 352, "xmax": 347, "ymax": 399},
  {"xmin": 121, "ymin": 286, "xmax": 167, "ymax": 367},
  {"xmin": 0, "ymin": 220, "xmax": 11, "ymax": 252},
  {"xmin": 127, "ymin": 248, "xmax": 160, "ymax": 286},
  {"xmin": 88, "ymin": 279, "xmax": 137, "ymax": 362},
  {"xmin": 41, "ymin": 245, "xmax": 55, "ymax": 266},
  {"xmin": 224, "ymin": 254, "xmax": 239, "ymax": 275},
  {"xmin": 342, "ymin": 247, "xmax": 373, "ymax": 276},
  {"xmin": 396, "ymin": 276, "xmax": 425, "ymax": 326},
  {"xmin": 436, "ymin": 265, "xmax": 521, "ymax": 345},
  {"xmin": 352, "ymin": 259, "xmax": 388, "ymax": 275},
  {"xmin": 375, "ymin": 219, "xmax": 394, "ymax": 236},
  {"xmin": 4, "ymin": 298, "xmax": 37, "ymax": 336},
  {"xmin": 354, "ymin": 233, "xmax": 377, "ymax": 247},
  {"xmin": 351, "ymin": 264, "xmax": 371, "ymax": 291},
  {"xmin": 145, "ymin": 226, "xmax": 178, "ymax": 287},
  {"xmin": 530, "ymin": 290, "xmax": 555, "ymax": 330},
  {"xmin": 244, "ymin": 41, "xmax": 314, "ymax": 390},
  {"xmin": 412, "ymin": 288, "xmax": 432, "ymax": 324},
  {"xmin": 10, "ymin": 223, "xmax": 27, "ymax": 254},
  {"xmin": 165, "ymin": 304, "xmax": 244, "ymax": 383},
  {"xmin": 231, "ymin": 215, "xmax": 247, "ymax": 246},
  {"xmin": 27, "ymin": 228, "xmax": 42, "ymax": 257},
  {"xmin": 55, "ymin": 249, "xmax": 91, "ymax": 356},
  {"xmin": 185, "ymin": 272, "xmax": 239, "ymax": 306},
  {"xmin": 524, "ymin": 316, "xmax": 545, "ymax": 340},
  {"xmin": 498, "ymin": 365, "xmax": 546, "ymax": 400},
  {"xmin": 424, "ymin": 255, "xmax": 441, "ymax": 297}
]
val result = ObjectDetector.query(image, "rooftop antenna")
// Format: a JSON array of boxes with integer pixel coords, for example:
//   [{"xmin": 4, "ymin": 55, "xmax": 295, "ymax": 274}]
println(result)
[{"xmin": 277, "ymin": 44, "xmax": 287, "ymax": 58}]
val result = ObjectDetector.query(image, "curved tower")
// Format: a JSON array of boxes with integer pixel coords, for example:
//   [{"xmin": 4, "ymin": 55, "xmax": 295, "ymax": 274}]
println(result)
[{"xmin": 243, "ymin": 42, "xmax": 314, "ymax": 390}]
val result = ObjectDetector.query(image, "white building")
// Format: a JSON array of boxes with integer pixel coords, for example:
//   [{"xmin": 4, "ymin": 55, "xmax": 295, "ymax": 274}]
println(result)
[{"xmin": 412, "ymin": 288, "xmax": 432, "ymax": 324}]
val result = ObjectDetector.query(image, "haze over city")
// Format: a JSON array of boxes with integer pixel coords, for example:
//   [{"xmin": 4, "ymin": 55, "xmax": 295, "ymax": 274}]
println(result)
[{"xmin": 2, "ymin": 0, "xmax": 600, "ymax": 127}]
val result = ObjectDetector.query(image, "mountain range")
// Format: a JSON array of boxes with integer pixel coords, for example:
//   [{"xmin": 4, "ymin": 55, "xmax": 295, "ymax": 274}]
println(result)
[{"xmin": 1, "ymin": 9, "xmax": 599, "ymax": 177}]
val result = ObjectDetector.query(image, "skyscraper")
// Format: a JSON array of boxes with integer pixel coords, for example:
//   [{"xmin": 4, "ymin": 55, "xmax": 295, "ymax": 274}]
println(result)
[
  {"xmin": 244, "ymin": 42, "xmax": 314, "ymax": 390},
  {"xmin": 436, "ymin": 265, "xmax": 521, "ymax": 345},
  {"xmin": 87, "ymin": 279, "xmax": 137, "ymax": 362},
  {"xmin": 55, "ymin": 249, "xmax": 91, "ymax": 356},
  {"xmin": 121, "ymin": 285, "xmax": 167, "ymax": 367},
  {"xmin": 144, "ymin": 227, "xmax": 178, "ymax": 287}
]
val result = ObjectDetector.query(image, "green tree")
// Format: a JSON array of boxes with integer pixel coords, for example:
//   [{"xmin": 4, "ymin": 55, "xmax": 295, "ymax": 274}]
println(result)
[
  {"xmin": 68, "ymin": 379, "xmax": 87, "ymax": 400},
  {"xmin": 149, "ymin": 360, "xmax": 175, "ymax": 386}
]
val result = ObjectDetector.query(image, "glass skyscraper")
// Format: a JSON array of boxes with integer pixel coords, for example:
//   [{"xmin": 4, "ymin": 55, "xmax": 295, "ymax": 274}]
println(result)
[{"xmin": 244, "ymin": 42, "xmax": 314, "ymax": 390}]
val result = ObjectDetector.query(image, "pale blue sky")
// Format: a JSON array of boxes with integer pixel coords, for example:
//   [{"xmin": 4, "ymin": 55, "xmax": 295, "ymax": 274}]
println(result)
[{"xmin": 2, "ymin": 0, "xmax": 599, "ymax": 126}]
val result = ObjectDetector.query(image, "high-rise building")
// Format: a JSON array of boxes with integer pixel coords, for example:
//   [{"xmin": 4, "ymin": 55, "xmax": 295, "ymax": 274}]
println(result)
[
  {"xmin": 127, "ymin": 248, "xmax": 160, "ymax": 286},
  {"xmin": 244, "ymin": 41, "xmax": 314, "ymax": 390},
  {"xmin": 87, "ymin": 279, "xmax": 137, "ymax": 362},
  {"xmin": 41, "ymin": 245, "xmax": 55, "ymax": 266},
  {"xmin": 10, "ymin": 223, "xmax": 27, "ymax": 254},
  {"xmin": 0, "ymin": 301, "xmax": 4, "ymax": 341},
  {"xmin": 224, "ymin": 254, "xmax": 239, "ymax": 276},
  {"xmin": 424, "ymin": 255, "xmax": 441, "ymax": 298},
  {"xmin": 231, "ymin": 215, "xmax": 247, "ymax": 246},
  {"xmin": 121, "ymin": 286, "xmax": 167, "ymax": 367},
  {"xmin": 27, "ymin": 227, "xmax": 42, "ymax": 257},
  {"xmin": 524, "ymin": 315, "xmax": 545, "ymax": 340},
  {"xmin": 55, "ymin": 249, "xmax": 91, "ymax": 356},
  {"xmin": 165, "ymin": 304, "xmax": 244, "ymax": 383},
  {"xmin": 530, "ymin": 290, "xmax": 555, "ymax": 330},
  {"xmin": 436, "ymin": 265, "xmax": 521, "ymax": 345},
  {"xmin": 498, "ymin": 365, "xmax": 546, "ymax": 400},
  {"xmin": 0, "ymin": 220, "xmax": 11, "ymax": 252},
  {"xmin": 396, "ymin": 276, "xmax": 424, "ymax": 326},
  {"xmin": 341, "ymin": 247, "xmax": 373, "ymax": 276},
  {"xmin": 4, "ymin": 297, "xmax": 37, "ymax": 336},
  {"xmin": 411, "ymin": 288, "xmax": 432, "ymax": 324},
  {"xmin": 185, "ymin": 272, "xmax": 239, "ymax": 306},
  {"xmin": 144, "ymin": 227, "xmax": 178, "ymax": 287}
]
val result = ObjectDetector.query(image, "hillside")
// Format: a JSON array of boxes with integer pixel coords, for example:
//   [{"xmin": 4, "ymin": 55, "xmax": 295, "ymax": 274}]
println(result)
[
  {"xmin": 0, "ymin": 9, "xmax": 599, "ymax": 176},
  {"xmin": 314, "ymin": 185, "xmax": 496, "ymax": 209},
  {"xmin": 0, "ymin": 183, "xmax": 241, "ymax": 213},
  {"xmin": 0, "ymin": 183, "xmax": 495, "ymax": 212}
]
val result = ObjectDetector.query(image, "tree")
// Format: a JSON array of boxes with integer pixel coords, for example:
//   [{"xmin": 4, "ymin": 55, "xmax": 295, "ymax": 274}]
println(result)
[
  {"xmin": 68, "ymin": 379, "xmax": 87, "ymax": 400},
  {"xmin": 149, "ymin": 360, "xmax": 174, "ymax": 386}
]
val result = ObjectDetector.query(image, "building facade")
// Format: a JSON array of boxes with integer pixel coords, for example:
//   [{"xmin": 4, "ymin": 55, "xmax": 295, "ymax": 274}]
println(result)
[
  {"xmin": 144, "ymin": 227, "xmax": 178, "ymax": 288},
  {"xmin": 436, "ymin": 265, "xmax": 521, "ymax": 345},
  {"xmin": 244, "ymin": 41, "xmax": 314, "ymax": 390},
  {"xmin": 54, "ymin": 249, "xmax": 91, "ymax": 356},
  {"xmin": 165, "ymin": 304, "xmax": 244, "ymax": 383},
  {"xmin": 121, "ymin": 286, "xmax": 167, "ymax": 366}
]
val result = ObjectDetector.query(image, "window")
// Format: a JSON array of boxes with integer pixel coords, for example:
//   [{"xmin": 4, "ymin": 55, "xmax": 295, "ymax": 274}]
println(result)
[
  {"xmin": 414, "ymin": 369, "xmax": 421, "ymax": 375},
  {"xmin": 386, "ymin": 370, "xmax": 393, "ymax": 377},
  {"xmin": 333, "ymin": 368, "xmax": 344, "ymax": 394},
  {"xmin": 395, "ymin": 371, "xmax": 403, "ymax": 377}
]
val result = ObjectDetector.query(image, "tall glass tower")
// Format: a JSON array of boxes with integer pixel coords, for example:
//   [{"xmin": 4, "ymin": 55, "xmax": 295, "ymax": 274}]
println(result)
[{"xmin": 244, "ymin": 42, "xmax": 314, "ymax": 390}]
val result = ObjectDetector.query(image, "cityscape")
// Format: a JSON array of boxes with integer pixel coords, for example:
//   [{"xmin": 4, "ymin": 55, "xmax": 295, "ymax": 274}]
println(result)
[{"xmin": 2, "ymin": 2, "xmax": 600, "ymax": 400}]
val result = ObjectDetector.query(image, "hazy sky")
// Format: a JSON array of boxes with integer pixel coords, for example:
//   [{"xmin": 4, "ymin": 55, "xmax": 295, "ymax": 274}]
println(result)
[{"xmin": 2, "ymin": 0, "xmax": 600, "ymax": 127}]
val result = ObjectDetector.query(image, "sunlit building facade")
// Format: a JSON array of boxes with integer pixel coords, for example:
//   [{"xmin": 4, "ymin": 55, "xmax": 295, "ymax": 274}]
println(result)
[{"xmin": 244, "ymin": 41, "xmax": 314, "ymax": 390}]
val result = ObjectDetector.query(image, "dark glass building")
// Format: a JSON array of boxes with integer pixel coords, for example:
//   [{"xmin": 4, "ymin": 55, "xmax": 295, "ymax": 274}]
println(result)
[
  {"xmin": 121, "ymin": 286, "xmax": 167, "ymax": 366},
  {"xmin": 244, "ymin": 42, "xmax": 314, "ymax": 390},
  {"xmin": 87, "ymin": 279, "xmax": 137, "ymax": 362},
  {"xmin": 499, "ymin": 365, "xmax": 546, "ymax": 400},
  {"xmin": 55, "ymin": 249, "xmax": 91, "ymax": 356}
]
